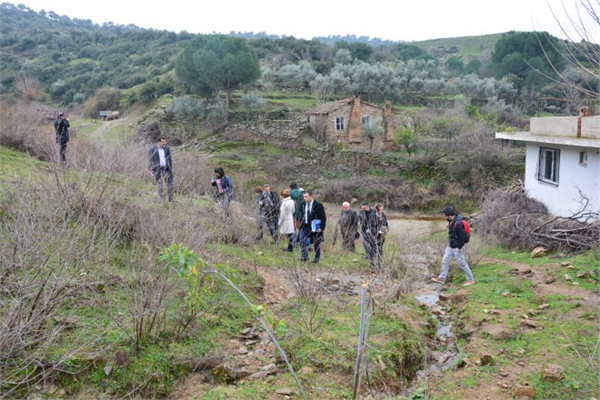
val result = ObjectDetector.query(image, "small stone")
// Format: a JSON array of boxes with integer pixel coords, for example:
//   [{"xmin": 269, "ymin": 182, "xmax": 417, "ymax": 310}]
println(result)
[
  {"xmin": 103, "ymin": 366, "xmax": 112, "ymax": 376},
  {"xmin": 257, "ymin": 251, "xmax": 263, "ymax": 255},
  {"xmin": 565, "ymin": 265, "xmax": 575, "ymax": 270},
  {"xmin": 475, "ymin": 360, "xmax": 482, "ymax": 366},
  {"xmin": 560, "ymin": 261, "xmax": 570, "ymax": 266},
  {"xmin": 500, "ymin": 371, "xmax": 509, "ymax": 377},
  {"xmin": 238, "ymin": 346, "xmax": 249, "ymax": 355},
  {"xmin": 489, "ymin": 309, "xmax": 501, "ymax": 315},
  {"xmin": 352, "ymin": 259, "xmax": 359, "ymax": 263},
  {"xmin": 544, "ymin": 276, "xmax": 557, "ymax": 284},
  {"xmin": 521, "ymin": 319, "xmax": 538, "ymax": 328},
  {"xmin": 502, "ymin": 292, "xmax": 510, "ymax": 297},
  {"xmin": 572, "ymin": 282, "xmax": 580, "ymax": 285},
  {"xmin": 521, "ymin": 314, "xmax": 529, "ymax": 319},
  {"xmin": 564, "ymin": 274, "xmax": 572, "ymax": 281},
  {"xmin": 275, "ymin": 388, "xmax": 293, "ymax": 396},
  {"xmin": 538, "ymin": 304, "xmax": 549, "ymax": 310},
  {"xmin": 262, "ymin": 363, "xmax": 277, "ymax": 373},
  {"xmin": 542, "ymin": 364, "xmax": 564, "ymax": 381},
  {"xmin": 212, "ymin": 365, "xmax": 238, "ymax": 384},
  {"xmin": 299, "ymin": 366, "xmax": 314, "ymax": 375},
  {"xmin": 517, "ymin": 349, "xmax": 526, "ymax": 355},
  {"xmin": 480, "ymin": 354, "xmax": 493, "ymax": 366},
  {"xmin": 512, "ymin": 385, "xmax": 535, "ymax": 400},
  {"xmin": 531, "ymin": 247, "xmax": 547, "ymax": 258},
  {"xmin": 247, "ymin": 370, "xmax": 269, "ymax": 381},
  {"xmin": 240, "ymin": 328, "xmax": 252, "ymax": 335}
]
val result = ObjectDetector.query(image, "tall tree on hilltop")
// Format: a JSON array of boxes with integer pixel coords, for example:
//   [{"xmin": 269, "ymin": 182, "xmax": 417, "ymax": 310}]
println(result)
[
  {"xmin": 175, "ymin": 34, "xmax": 260, "ymax": 123},
  {"xmin": 542, "ymin": 0, "xmax": 600, "ymax": 100},
  {"xmin": 490, "ymin": 31, "xmax": 566, "ymax": 105}
]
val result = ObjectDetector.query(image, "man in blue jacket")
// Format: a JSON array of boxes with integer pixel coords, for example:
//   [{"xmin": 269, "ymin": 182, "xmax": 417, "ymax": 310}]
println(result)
[
  {"xmin": 432, "ymin": 205, "xmax": 475, "ymax": 286},
  {"xmin": 299, "ymin": 191, "xmax": 326, "ymax": 263},
  {"xmin": 147, "ymin": 137, "xmax": 174, "ymax": 202}
]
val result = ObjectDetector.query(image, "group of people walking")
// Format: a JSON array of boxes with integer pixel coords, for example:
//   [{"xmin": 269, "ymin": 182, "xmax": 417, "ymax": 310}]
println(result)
[{"xmin": 146, "ymin": 137, "xmax": 475, "ymax": 283}]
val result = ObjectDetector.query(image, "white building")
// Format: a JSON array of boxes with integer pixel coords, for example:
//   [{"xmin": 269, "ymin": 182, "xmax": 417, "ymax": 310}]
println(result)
[{"xmin": 496, "ymin": 115, "xmax": 600, "ymax": 218}]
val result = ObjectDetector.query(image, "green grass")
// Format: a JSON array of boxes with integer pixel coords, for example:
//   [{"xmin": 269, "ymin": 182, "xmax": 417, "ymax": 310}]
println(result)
[{"xmin": 445, "ymin": 257, "xmax": 599, "ymax": 399}]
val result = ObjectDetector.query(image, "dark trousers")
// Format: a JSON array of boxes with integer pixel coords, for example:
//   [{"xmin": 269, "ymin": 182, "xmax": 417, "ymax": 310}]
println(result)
[
  {"xmin": 257, "ymin": 215, "xmax": 277, "ymax": 242},
  {"xmin": 300, "ymin": 226, "xmax": 321, "ymax": 262},
  {"xmin": 284, "ymin": 234, "xmax": 293, "ymax": 251},
  {"xmin": 155, "ymin": 167, "xmax": 173, "ymax": 201},
  {"xmin": 59, "ymin": 141, "xmax": 67, "ymax": 163},
  {"xmin": 341, "ymin": 231, "xmax": 356, "ymax": 252}
]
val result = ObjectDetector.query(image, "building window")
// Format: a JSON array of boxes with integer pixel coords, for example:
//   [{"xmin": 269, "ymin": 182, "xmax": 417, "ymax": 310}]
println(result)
[
  {"xmin": 579, "ymin": 151, "xmax": 588, "ymax": 166},
  {"xmin": 361, "ymin": 115, "xmax": 371, "ymax": 127},
  {"xmin": 335, "ymin": 116, "xmax": 345, "ymax": 131},
  {"xmin": 537, "ymin": 147, "xmax": 560, "ymax": 185}
]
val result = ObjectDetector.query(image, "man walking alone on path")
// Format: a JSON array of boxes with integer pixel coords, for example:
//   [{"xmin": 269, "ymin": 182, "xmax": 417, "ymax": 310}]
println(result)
[
  {"xmin": 54, "ymin": 112, "xmax": 70, "ymax": 163},
  {"xmin": 431, "ymin": 205, "xmax": 475, "ymax": 286},
  {"xmin": 147, "ymin": 137, "xmax": 174, "ymax": 202}
]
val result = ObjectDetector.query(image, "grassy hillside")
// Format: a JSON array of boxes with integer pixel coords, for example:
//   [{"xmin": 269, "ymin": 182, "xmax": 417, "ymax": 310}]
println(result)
[
  {"xmin": 1, "ymin": 108, "xmax": 598, "ymax": 399},
  {"xmin": 414, "ymin": 32, "xmax": 504, "ymax": 58}
]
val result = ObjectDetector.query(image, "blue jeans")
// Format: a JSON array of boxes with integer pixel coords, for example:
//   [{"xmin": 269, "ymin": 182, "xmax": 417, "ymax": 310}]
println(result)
[{"xmin": 300, "ymin": 227, "xmax": 321, "ymax": 262}]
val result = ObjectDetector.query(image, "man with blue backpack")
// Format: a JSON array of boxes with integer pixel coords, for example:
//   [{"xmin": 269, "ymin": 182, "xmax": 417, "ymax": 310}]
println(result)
[{"xmin": 431, "ymin": 205, "xmax": 475, "ymax": 286}]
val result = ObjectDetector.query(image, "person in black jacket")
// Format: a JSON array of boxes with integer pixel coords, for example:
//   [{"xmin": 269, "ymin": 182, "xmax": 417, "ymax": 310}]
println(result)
[
  {"xmin": 298, "ymin": 190, "xmax": 327, "ymax": 263},
  {"xmin": 147, "ymin": 137, "xmax": 174, "ymax": 202},
  {"xmin": 368, "ymin": 203, "xmax": 389, "ymax": 270},
  {"xmin": 255, "ymin": 185, "xmax": 278, "ymax": 242},
  {"xmin": 431, "ymin": 205, "xmax": 475, "ymax": 286},
  {"xmin": 54, "ymin": 112, "xmax": 70, "ymax": 163},
  {"xmin": 359, "ymin": 201, "xmax": 375, "ymax": 259}
]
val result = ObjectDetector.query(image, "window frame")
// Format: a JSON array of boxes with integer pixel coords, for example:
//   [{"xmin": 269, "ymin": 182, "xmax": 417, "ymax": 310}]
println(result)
[
  {"xmin": 361, "ymin": 115, "xmax": 371, "ymax": 127},
  {"xmin": 335, "ymin": 116, "xmax": 345, "ymax": 131},
  {"xmin": 537, "ymin": 147, "xmax": 560, "ymax": 186}
]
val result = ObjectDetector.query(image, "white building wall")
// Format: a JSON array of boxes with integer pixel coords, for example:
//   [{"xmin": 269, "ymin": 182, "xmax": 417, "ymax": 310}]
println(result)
[{"xmin": 525, "ymin": 144, "xmax": 600, "ymax": 217}]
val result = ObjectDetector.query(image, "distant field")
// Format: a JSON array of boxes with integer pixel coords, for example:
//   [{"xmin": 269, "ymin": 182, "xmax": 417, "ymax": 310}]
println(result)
[{"xmin": 414, "ymin": 32, "xmax": 506, "ymax": 58}]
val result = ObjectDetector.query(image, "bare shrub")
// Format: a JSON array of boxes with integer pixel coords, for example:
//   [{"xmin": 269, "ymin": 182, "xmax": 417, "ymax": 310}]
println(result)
[
  {"xmin": 476, "ymin": 188, "xmax": 599, "ymax": 251},
  {"xmin": 83, "ymin": 87, "xmax": 121, "ymax": 119},
  {"xmin": 0, "ymin": 101, "xmax": 56, "ymax": 161},
  {"xmin": 14, "ymin": 75, "xmax": 43, "ymax": 102},
  {"xmin": 0, "ymin": 171, "xmax": 125, "ymax": 398}
]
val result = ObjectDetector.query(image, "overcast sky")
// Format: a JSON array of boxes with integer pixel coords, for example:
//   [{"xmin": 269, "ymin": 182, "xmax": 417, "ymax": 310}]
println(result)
[{"xmin": 18, "ymin": 0, "xmax": 596, "ymax": 42}]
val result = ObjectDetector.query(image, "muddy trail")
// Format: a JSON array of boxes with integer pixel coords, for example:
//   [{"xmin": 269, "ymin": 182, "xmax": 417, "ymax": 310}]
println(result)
[{"xmin": 174, "ymin": 216, "xmax": 452, "ymax": 398}]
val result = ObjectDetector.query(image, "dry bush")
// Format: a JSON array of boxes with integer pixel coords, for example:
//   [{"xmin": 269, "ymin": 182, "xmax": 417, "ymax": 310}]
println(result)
[
  {"xmin": 14, "ymin": 75, "xmax": 43, "ymax": 102},
  {"xmin": 83, "ymin": 87, "xmax": 121, "ymax": 119},
  {"xmin": 0, "ymin": 101, "xmax": 56, "ymax": 161},
  {"xmin": 476, "ymin": 189, "xmax": 549, "ymax": 249},
  {"xmin": 0, "ymin": 170, "xmax": 126, "ymax": 398},
  {"xmin": 476, "ymin": 189, "xmax": 599, "ymax": 251}
]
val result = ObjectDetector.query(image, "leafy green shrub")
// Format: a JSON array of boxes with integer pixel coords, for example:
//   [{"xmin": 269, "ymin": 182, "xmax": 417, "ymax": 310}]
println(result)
[
  {"xmin": 241, "ymin": 91, "xmax": 266, "ymax": 113},
  {"xmin": 73, "ymin": 92, "xmax": 85, "ymax": 104},
  {"xmin": 166, "ymin": 95, "xmax": 205, "ymax": 122}
]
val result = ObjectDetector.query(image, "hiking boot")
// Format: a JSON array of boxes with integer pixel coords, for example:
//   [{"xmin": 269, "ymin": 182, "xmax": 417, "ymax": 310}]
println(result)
[
  {"xmin": 463, "ymin": 280, "xmax": 475, "ymax": 286},
  {"xmin": 431, "ymin": 277, "xmax": 445, "ymax": 284}
]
